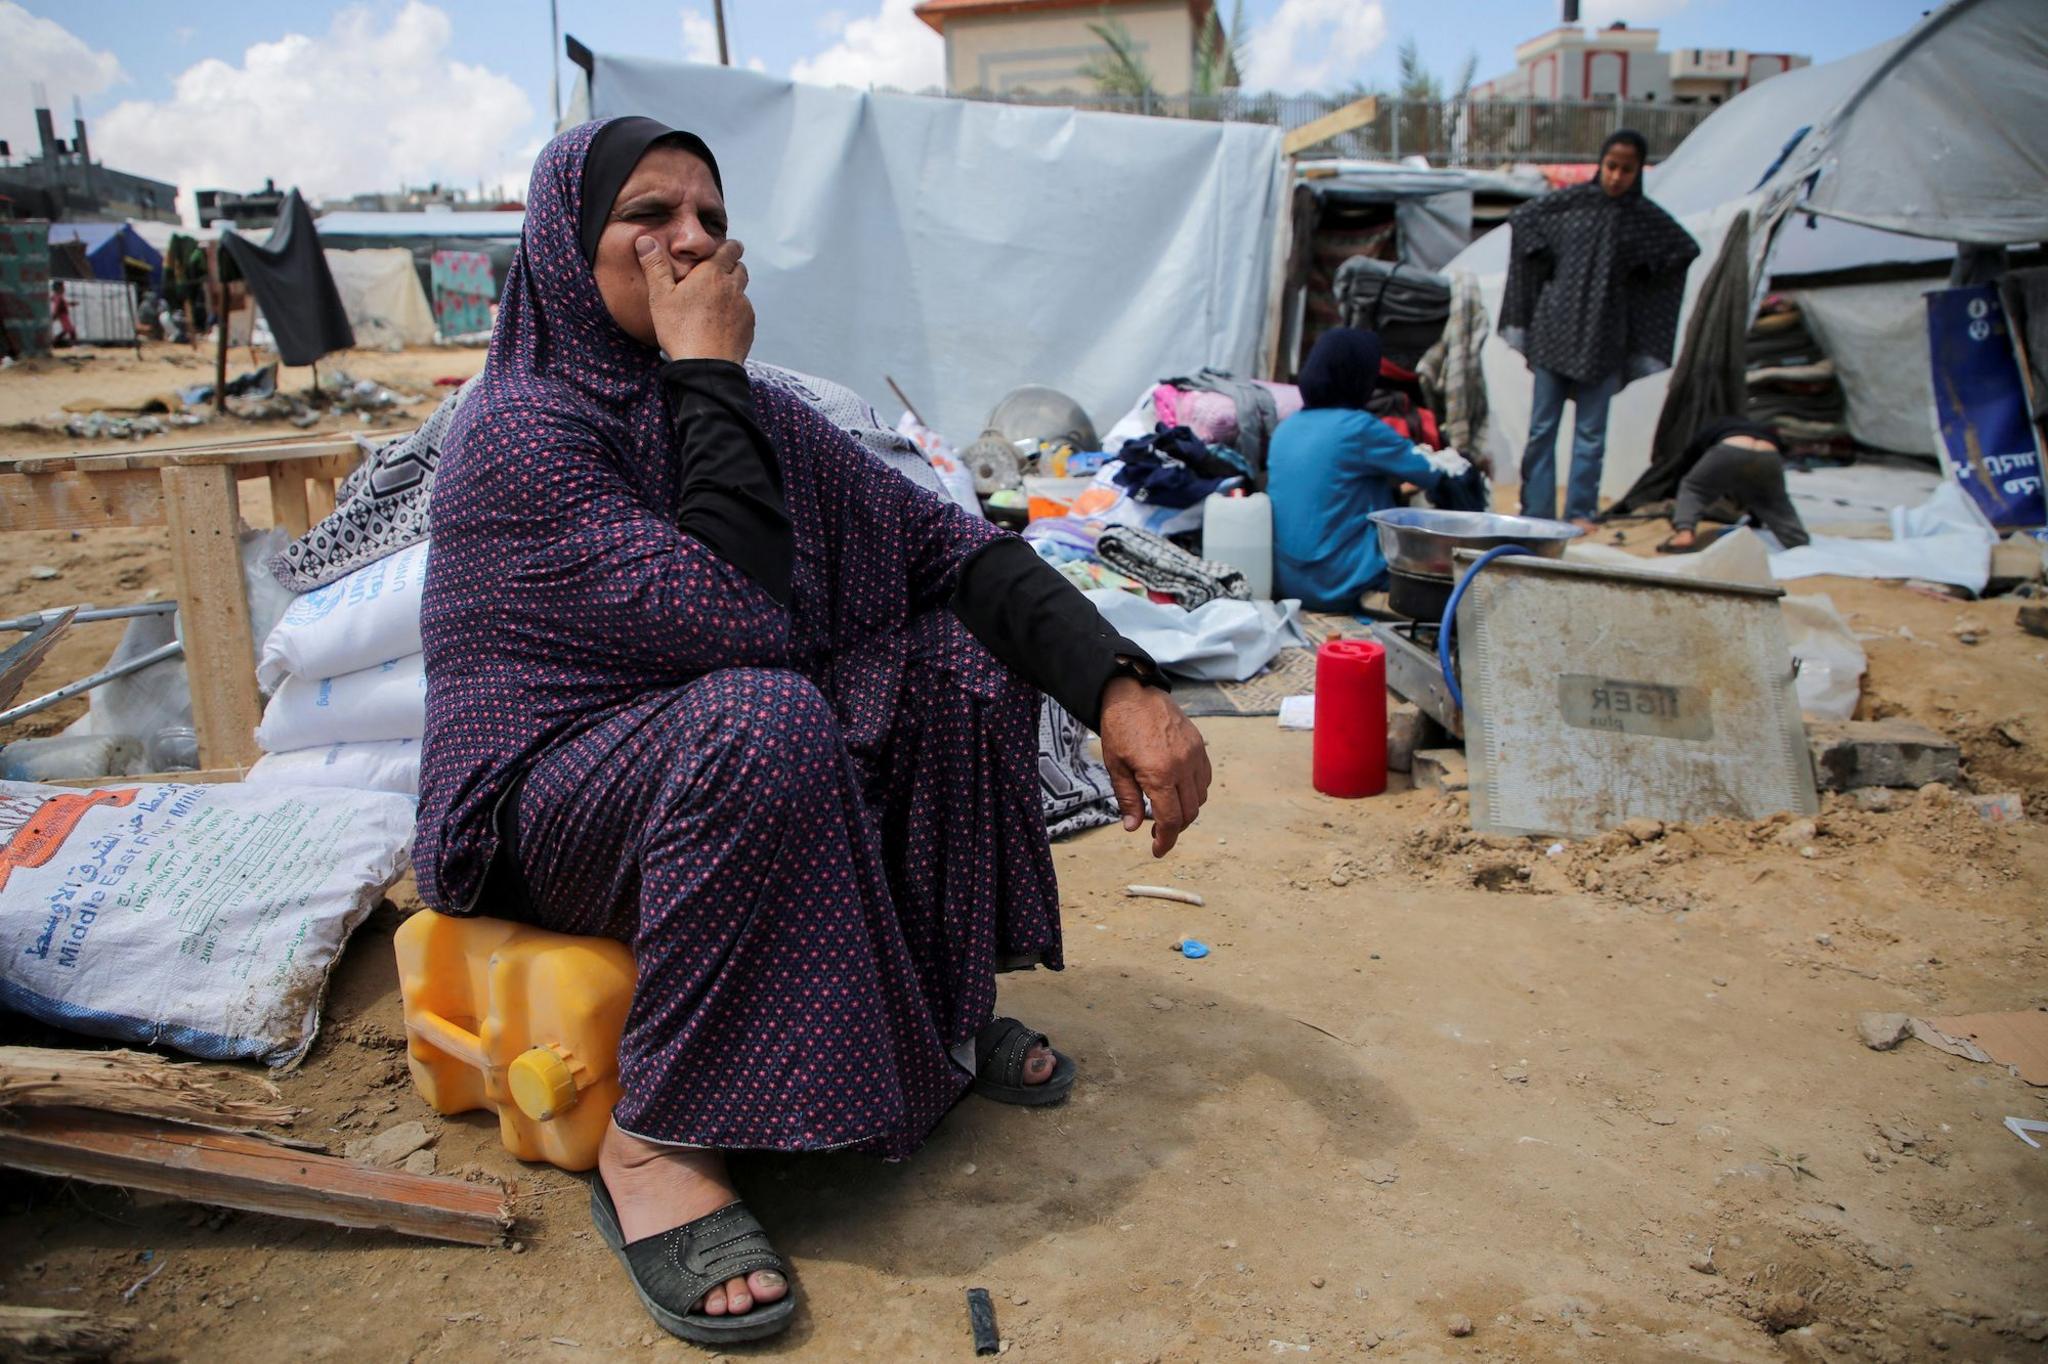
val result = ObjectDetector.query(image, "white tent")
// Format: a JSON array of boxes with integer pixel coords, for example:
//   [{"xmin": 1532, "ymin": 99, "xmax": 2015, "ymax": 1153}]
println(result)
[
  {"xmin": 1446, "ymin": 0, "xmax": 2048, "ymax": 497},
  {"xmin": 324, "ymin": 248, "xmax": 437, "ymax": 350},
  {"xmin": 579, "ymin": 56, "xmax": 1286, "ymax": 444}
]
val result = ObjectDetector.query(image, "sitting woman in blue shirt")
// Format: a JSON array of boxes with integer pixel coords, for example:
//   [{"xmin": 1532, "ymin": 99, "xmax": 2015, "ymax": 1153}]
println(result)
[{"xmin": 1268, "ymin": 328, "xmax": 1443, "ymax": 612}]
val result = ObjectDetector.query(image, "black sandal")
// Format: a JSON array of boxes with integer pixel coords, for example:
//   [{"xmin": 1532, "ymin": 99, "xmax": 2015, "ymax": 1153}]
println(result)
[
  {"xmin": 971, "ymin": 1015, "xmax": 1077, "ymax": 1106},
  {"xmin": 589, "ymin": 1176, "xmax": 796, "ymax": 1344}
]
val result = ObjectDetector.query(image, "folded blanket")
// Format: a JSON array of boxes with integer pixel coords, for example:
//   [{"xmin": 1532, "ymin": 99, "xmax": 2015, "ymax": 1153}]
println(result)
[{"xmin": 1096, "ymin": 524, "xmax": 1250, "ymax": 609}]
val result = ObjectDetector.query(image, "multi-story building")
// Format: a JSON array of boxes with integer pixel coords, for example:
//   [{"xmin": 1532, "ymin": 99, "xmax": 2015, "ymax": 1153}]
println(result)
[
  {"xmin": 0, "ymin": 104, "xmax": 178, "ymax": 223},
  {"xmin": 1471, "ymin": 20, "xmax": 1807, "ymax": 105},
  {"xmin": 914, "ymin": 0, "xmax": 1220, "ymax": 96}
]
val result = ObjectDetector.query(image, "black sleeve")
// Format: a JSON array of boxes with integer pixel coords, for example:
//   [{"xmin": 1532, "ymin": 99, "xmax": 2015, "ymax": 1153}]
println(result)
[
  {"xmin": 950, "ymin": 536, "xmax": 1169, "ymax": 731},
  {"xmin": 657, "ymin": 358, "xmax": 793, "ymax": 605}
]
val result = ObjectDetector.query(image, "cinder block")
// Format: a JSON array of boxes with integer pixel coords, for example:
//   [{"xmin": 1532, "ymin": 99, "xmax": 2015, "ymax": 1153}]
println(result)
[
  {"xmin": 1806, "ymin": 718, "xmax": 1959, "ymax": 792},
  {"xmin": 1412, "ymin": 747, "xmax": 1469, "ymax": 794},
  {"xmin": 1387, "ymin": 702, "xmax": 1448, "ymax": 774}
]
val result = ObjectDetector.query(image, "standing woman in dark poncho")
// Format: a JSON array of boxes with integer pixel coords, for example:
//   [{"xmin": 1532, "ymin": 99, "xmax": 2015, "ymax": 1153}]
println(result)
[
  {"xmin": 1500, "ymin": 129, "xmax": 1699, "ymax": 525},
  {"xmin": 415, "ymin": 118, "xmax": 1211, "ymax": 1344}
]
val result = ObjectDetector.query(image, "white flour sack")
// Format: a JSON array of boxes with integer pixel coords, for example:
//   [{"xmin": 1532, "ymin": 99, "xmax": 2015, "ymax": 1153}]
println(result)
[
  {"xmin": 248, "ymin": 738, "xmax": 421, "ymax": 798},
  {"xmin": 256, "ymin": 540, "xmax": 429, "ymax": 691},
  {"xmin": 256, "ymin": 654, "xmax": 427, "ymax": 753},
  {"xmin": 0, "ymin": 779, "xmax": 415, "ymax": 1065}
]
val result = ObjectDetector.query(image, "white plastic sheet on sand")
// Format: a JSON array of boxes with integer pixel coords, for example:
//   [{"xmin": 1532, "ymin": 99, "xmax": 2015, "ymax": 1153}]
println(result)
[
  {"xmin": 1767, "ymin": 480, "xmax": 1998, "ymax": 592},
  {"xmin": 1084, "ymin": 591, "xmax": 1307, "ymax": 682}
]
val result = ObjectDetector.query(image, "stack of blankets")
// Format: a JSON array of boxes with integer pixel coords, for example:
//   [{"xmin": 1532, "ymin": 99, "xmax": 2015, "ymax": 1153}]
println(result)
[{"xmin": 1745, "ymin": 296, "xmax": 1848, "ymax": 449}]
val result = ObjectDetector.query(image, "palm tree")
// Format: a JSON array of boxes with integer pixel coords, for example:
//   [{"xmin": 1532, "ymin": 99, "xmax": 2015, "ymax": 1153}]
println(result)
[
  {"xmin": 1193, "ymin": 0, "xmax": 1246, "ymax": 97},
  {"xmin": 1080, "ymin": 17, "xmax": 1156, "ymax": 99}
]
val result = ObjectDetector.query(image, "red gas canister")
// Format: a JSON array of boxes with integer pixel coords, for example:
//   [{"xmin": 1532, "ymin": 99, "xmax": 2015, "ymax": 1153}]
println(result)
[{"xmin": 1312, "ymin": 639, "xmax": 1388, "ymax": 798}]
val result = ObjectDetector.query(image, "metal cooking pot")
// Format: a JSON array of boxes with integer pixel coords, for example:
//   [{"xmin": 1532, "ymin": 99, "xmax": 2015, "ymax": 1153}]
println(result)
[{"xmin": 1367, "ymin": 508, "xmax": 1583, "ymax": 580}]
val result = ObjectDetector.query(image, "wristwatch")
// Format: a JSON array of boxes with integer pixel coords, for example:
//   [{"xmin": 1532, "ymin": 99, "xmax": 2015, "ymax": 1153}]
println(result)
[{"xmin": 1109, "ymin": 654, "xmax": 1171, "ymax": 694}]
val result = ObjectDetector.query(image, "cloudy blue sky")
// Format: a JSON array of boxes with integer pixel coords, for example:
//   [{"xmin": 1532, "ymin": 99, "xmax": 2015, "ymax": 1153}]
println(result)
[{"xmin": 5, "ymin": 0, "xmax": 1933, "ymax": 218}]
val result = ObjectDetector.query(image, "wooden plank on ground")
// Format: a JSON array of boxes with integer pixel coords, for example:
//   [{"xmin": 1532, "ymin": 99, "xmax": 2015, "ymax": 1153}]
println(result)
[
  {"xmin": 0, "ymin": 1304, "xmax": 136, "ymax": 1361},
  {"xmin": 160, "ymin": 465, "xmax": 263, "ymax": 770},
  {"xmin": 267, "ymin": 463, "xmax": 312, "ymax": 537},
  {"xmin": 0, "ymin": 1108, "xmax": 513, "ymax": 1246},
  {"xmin": 0, "ymin": 1047, "xmax": 299, "ymax": 1132},
  {"xmin": 0, "ymin": 471, "xmax": 165, "ymax": 532},
  {"xmin": 1283, "ymin": 95, "xmax": 1379, "ymax": 157}
]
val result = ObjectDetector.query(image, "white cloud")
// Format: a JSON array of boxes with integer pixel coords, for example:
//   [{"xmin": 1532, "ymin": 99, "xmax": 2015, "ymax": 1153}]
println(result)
[
  {"xmin": 680, "ymin": 6, "xmax": 722, "ymax": 64},
  {"xmin": 1581, "ymin": 0, "xmax": 1692, "ymax": 25},
  {"xmin": 789, "ymin": 0, "xmax": 942, "ymax": 91},
  {"xmin": 1241, "ymin": 0, "xmax": 1389, "ymax": 93},
  {"xmin": 87, "ymin": 2, "xmax": 537, "ymax": 222},
  {"xmin": 0, "ymin": 1, "xmax": 127, "ymax": 160}
]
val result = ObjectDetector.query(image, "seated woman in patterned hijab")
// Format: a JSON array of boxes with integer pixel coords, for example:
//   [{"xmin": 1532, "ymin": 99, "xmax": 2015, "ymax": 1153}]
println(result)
[{"xmin": 416, "ymin": 118, "xmax": 1211, "ymax": 1345}]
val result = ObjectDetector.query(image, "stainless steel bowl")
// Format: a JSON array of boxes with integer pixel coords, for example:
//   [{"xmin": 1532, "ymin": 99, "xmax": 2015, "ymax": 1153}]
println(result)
[{"xmin": 1367, "ymin": 508, "xmax": 1583, "ymax": 579}]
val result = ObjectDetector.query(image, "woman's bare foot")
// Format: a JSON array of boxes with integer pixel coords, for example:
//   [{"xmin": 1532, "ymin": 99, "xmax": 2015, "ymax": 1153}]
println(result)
[
  {"xmin": 1021, "ymin": 1043, "xmax": 1055, "ymax": 1084},
  {"xmin": 1662, "ymin": 527, "xmax": 1698, "ymax": 551},
  {"xmin": 598, "ymin": 1121, "xmax": 788, "ymax": 1318}
]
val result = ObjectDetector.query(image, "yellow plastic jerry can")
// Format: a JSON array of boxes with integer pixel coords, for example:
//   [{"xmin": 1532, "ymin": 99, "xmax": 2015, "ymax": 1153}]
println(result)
[{"xmin": 393, "ymin": 910, "xmax": 636, "ymax": 1172}]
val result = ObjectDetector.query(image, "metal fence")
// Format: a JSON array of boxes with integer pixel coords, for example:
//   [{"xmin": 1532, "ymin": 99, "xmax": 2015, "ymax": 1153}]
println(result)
[{"xmin": 944, "ymin": 91, "xmax": 1715, "ymax": 165}]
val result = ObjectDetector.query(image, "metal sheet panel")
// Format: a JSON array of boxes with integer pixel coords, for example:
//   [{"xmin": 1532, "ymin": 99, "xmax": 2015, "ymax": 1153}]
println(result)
[{"xmin": 1459, "ymin": 555, "xmax": 1816, "ymax": 838}]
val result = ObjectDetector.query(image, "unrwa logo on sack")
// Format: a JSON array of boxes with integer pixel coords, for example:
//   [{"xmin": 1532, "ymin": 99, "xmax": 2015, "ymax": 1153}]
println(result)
[{"xmin": 283, "ymin": 578, "xmax": 349, "ymax": 626}]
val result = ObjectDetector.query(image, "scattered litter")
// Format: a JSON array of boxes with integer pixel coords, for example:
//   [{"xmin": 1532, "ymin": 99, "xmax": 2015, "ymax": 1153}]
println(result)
[
  {"xmin": 2004, "ymin": 1117, "xmax": 2048, "ymax": 1149},
  {"xmin": 1126, "ymin": 884, "xmax": 1204, "ymax": 906},
  {"xmin": 966, "ymin": 1287, "xmax": 1000, "ymax": 1356},
  {"xmin": 1178, "ymin": 939, "xmax": 1210, "ymax": 959},
  {"xmin": 1970, "ymin": 791, "xmax": 2025, "ymax": 825},
  {"xmin": 27, "ymin": 565, "xmax": 59, "ymax": 581},
  {"xmin": 1911, "ymin": 1008, "xmax": 2048, "ymax": 1085},
  {"xmin": 121, "ymin": 1256, "xmax": 167, "ymax": 1302},
  {"xmin": 1277, "ymin": 694, "xmax": 1315, "ymax": 730}
]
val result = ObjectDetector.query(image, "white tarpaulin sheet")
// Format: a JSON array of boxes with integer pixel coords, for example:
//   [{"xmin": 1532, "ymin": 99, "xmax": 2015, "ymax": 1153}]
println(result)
[
  {"xmin": 586, "ymin": 56, "xmax": 1287, "ymax": 444},
  {"xmin": 324, "ymin": 248, "xmax": 437, "ymax": 350},
  {"xmin": 1767, "ymin": 480, "xmax": 1998, "ymax": 592},
  {"xmin": 1781, "ymin": 0, "xmax": 2048, "ymax": 245}
]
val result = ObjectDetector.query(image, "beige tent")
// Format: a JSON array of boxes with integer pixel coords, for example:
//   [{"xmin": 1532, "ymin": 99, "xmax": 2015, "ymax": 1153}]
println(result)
[{"xmin": 323, "ymin": 248, "xmax": 436, "ymax": 350}]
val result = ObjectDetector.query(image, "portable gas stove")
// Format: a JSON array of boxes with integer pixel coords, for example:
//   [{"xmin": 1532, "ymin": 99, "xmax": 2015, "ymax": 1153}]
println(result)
[{"xmin": 1363, "ymin": 509, "xmax": 1586, "ymax": 741}]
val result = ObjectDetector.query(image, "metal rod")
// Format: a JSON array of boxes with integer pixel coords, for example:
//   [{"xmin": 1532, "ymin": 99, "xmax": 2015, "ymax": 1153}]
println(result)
[
  {"xmin": 549, "ymin": 0, "xmax": 562, "ymax": 124},
  {"xmin": 0, "ymin": 640, "xmax": 184, "ymax": 727},
  {"xmin": 0, "ymin": 602, "xmax": 178, "ymax": 634},
  {"xmin": 713, "ymin": 0, "xmax": 730, "ymax": 66},
  {"xmin": 884, "ymin": 375, "xmax": 927, "ymax": 427}
]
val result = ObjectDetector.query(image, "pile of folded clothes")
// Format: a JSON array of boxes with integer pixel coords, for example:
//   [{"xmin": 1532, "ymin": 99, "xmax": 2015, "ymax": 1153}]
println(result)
[{"xmin": 1745, "ymin": 295, "xmax": 1849, "ymax": 451}]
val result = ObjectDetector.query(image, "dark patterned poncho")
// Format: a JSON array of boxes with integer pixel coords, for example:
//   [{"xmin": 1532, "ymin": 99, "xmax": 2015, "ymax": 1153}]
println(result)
[{"xmin": 1499, "ymin": 181, "xmax": 1700, "ymax": 387}]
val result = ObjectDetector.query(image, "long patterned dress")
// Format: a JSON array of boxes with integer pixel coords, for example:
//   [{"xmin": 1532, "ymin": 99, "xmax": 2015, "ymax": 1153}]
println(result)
[{"xmin": 416, "ymin": 121, "xmax": 1062, "ymax": 1160}]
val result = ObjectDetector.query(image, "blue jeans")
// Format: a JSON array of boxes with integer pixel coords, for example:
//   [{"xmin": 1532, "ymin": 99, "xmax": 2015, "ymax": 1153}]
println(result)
[{"xmin": 1519, "ymin": 366, "xmax": 1619, "ymax": 521}]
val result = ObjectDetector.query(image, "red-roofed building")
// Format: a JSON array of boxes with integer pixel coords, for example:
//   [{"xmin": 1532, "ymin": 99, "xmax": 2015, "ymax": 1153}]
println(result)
[{"xmin": 914, "ymin": 0, "xmax": 1220, "ymax": 95}]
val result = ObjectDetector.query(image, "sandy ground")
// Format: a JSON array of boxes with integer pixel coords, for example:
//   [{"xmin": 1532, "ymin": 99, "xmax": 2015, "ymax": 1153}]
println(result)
[{"xmin": 1, "ymin": 346, "xmax": 2045, "ymax": 1362}]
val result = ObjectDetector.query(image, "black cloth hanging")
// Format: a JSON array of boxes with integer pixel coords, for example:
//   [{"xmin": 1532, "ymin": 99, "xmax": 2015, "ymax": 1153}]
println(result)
[
  {"xmin": 1609, "ymin": 215, "xmax": 1753, "ymax": 516},
  {"xmin": 219, "ymin": 189, "xmax": 354, "ymax": 365}
]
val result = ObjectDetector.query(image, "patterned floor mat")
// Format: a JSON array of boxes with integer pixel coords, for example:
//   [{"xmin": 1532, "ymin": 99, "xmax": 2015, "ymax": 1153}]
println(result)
[{"xmin": 1170, "ymin": 612, "xmax": 1367, "ymax": 717}]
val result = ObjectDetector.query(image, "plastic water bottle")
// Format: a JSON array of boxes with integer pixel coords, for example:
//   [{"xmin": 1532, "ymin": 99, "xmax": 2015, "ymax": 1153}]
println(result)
[{"xmin": 1202, "ymin": 490, "xmax": 1273, "ymax": 600}]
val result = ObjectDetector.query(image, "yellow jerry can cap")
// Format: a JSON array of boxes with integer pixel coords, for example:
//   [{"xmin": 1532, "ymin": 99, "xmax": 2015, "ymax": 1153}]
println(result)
[{"xmin": 507, "ymin": 1046, "xmax": 578, "ymax": 1122}]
